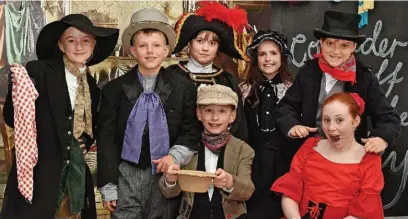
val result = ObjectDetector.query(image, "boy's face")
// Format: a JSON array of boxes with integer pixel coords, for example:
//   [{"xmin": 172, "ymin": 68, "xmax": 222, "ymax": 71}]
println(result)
[
  {"xmin": 189, "ymin": 31, "xmax": 219, "ymax": 66},
  {"xmin": 197, "ymin": 105, "xmax": 236, "ymax": 135},
  {"xmin": 320, "ymin": 38, "xmax": 357, "ymax": 67},
  {"xmin": 130, "ymin": 31, "xmax": 169, "ymax": 72}
]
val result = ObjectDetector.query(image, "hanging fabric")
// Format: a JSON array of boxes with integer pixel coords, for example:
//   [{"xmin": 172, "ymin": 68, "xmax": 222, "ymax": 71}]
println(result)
[
  {"xmin": 358, "ymin": 0, "xmax": 374, "ymax": 28},
  {"xmin": 0, "ymin": 3, "xmax": 6, "ymax": 68},
  {"xmin": 41, "ymin": 0, "xmax": 70, "ymax": 23},
  {"xmin": 5, "ymin": 1, "xmax": 45, "ymax": 65}
]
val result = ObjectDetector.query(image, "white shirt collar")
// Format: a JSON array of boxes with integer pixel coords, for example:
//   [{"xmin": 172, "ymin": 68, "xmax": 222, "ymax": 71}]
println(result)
[
  {"xmin": 186, "ymin": 58, "xmax": 213, "ymax": 73},
  {"xmin": 65, "ymin": 66, "xmax": 86, "ymax": 75},
  {"xmin": 324, "ymin": 72, "xmax": 338, "ymax": 94}
]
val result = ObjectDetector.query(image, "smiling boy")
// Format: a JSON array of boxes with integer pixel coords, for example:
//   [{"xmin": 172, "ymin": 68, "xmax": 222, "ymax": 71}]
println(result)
[{"xmin": 97, "ymin": 8, "xmax": 201, "ymax": 219}]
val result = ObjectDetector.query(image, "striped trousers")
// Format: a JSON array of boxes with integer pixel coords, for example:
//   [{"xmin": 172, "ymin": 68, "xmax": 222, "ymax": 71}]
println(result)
[{"xmin": 112, "ymin": 161, "xmax": 179, "ymax": 219}]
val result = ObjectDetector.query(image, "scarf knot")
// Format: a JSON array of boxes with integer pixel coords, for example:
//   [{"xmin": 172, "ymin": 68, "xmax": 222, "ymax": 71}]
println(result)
[
  {"xmin": 201, "ymin": 130, "xmax": 231, "ymax": 155},
  {"xmin": 314, "ymin": 53, "xmax": 357, "ymax": 85},
  {"xmin": 63, "ymin": 56, "xmax": 93, "ymax": 139},
  {"xmin": 121, "ymin": 72, "xmax": 170, "ymax": 174}
]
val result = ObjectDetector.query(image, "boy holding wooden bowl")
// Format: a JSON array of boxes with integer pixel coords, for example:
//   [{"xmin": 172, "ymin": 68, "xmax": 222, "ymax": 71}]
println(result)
[{"xmin": 160, "ymin": 84, "xmax": 255, "ymax": 219}]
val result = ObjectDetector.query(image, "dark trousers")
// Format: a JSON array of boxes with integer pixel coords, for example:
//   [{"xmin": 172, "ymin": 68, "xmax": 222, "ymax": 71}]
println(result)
[
  {"xmin": 246, "ymin": 133, "xmax": 285, "ymax": 219},
  {"xmin": 247, "ymin": 190, "xmax": 282, "ymax": 219}
]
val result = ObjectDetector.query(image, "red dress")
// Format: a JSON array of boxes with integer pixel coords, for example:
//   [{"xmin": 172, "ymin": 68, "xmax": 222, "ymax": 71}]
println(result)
[{"xmin": 271, "ymin": 137, "xmax": 384, "ymax": 219}]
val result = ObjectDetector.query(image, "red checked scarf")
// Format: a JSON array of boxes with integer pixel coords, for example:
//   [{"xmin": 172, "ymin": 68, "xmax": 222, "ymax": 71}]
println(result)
[
  {"xmin": 11, "ymin": 65, "xmax": 39, "ymax": 203},
  {"xmin": 314, "ymin": 53, "xmax": 357, "ymax": 85}
]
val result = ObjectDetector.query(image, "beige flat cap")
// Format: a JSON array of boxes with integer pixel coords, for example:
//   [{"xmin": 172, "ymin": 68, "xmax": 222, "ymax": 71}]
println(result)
[{"xmin": 197, "ymin": 84, "xmax": 238, "ymax": 108}]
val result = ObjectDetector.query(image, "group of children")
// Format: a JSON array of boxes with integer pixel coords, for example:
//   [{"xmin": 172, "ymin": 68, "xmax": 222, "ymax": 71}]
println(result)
[{"xmin": 0, "ymin": 2, "xmax": 401, "ymax": 219}]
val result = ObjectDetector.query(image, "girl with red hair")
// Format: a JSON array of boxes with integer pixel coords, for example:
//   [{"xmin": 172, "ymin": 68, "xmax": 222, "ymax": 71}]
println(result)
[{"xmin": 272, "ymin": 92, "xmax": 384, "ymax": 219}]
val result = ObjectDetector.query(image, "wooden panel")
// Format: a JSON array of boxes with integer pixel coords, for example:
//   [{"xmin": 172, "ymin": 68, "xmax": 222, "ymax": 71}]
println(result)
[
  {"xmin": 88, "ymin": 56, "xmax": 188, "ymax": 85},
  {"xmin": 232, "ymin": 1, "xmax": 271, "ymax": 10},
  {"xmin": 0, "ymin": 104, "xmax": 14, "ymax": 175}
]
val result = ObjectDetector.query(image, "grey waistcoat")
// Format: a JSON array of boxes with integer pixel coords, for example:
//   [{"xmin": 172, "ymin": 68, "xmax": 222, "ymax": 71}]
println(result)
[{"xmin": 316, "ymin": 73, "xmax": 345, "ymax": 135}]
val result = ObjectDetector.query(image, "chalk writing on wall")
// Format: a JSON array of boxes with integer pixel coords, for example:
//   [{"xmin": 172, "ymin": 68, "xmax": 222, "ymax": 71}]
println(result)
[
  {"xmin": 382, "ymin": 151, "xmax": 408, "ymax": 209},
  {"xmin": 360, "ymin": 20, "xmax": 408, "ymax": 210},
  {"xmin": 289, "ymin": 20, "xmax": 408, "ymax": 210}
]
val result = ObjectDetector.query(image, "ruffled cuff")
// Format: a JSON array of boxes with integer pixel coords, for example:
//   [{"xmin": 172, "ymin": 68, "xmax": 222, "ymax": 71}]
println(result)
[
  {"xmin": 271, "ymin": 172, "xmax": 303, "ymax": 204},
  {"xmin": 348, "ymin": 192, "xmax": 384, "ymax": 219}
]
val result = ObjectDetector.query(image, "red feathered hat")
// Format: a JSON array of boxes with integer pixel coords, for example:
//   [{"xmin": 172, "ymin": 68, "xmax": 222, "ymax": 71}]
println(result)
[{"xmin": 173, "ymin": 1, "xmax": 248, "ymax": 59}]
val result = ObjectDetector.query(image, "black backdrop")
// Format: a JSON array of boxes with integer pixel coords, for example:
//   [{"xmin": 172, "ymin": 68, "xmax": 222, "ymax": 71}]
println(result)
[{"xmin": 247, "ymin": 1, "xmax": 408, "ymax": 216}]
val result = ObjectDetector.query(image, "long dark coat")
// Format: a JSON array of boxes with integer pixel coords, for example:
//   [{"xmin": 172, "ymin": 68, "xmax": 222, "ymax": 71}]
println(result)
[
  {"xmin": 96, "ymin": 66, "xmax": 201, "ymax": 188},
  {"xmin": 0, "ymin": 56, "xmax": 99, "ymax": 219}
]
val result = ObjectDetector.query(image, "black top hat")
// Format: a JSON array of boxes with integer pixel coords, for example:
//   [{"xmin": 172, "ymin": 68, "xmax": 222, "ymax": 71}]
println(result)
[
  {"xmin": 313, "ymin": 10, "xmax": 366, "ymax": 44},
  {"xmin": 173, "ymin": 2, "xmax": 248, "ymax": 60},
  {"xmin": 36, "ymin": 14, "xmax": 119, "ymax": 66}
]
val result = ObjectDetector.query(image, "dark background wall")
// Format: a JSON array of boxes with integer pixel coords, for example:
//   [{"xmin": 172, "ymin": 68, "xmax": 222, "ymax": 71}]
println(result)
[{"xmin": 247, "ymin": 1, "xmax": 408, "ymax": 216}]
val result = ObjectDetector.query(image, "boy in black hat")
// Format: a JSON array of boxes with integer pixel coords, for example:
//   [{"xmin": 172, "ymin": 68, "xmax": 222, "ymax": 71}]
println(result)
[
  {"xmin": 167, "ymin": 1, "xmax": 249, "ymax": 143},
  {"xmin": 1, "ymin": 14, "xmax": 119, "ymax": 219},
  {"xmin": 97, "ymin": 8, "xmax": 201, "ymax": 219},
  {"xmin": 276, "ymin": 10, "xmax": 400, "ymax": 160}
]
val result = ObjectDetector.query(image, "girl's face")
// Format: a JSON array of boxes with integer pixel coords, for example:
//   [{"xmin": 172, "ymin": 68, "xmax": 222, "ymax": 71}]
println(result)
[
  {"xmin": 58, "ymin": 27, "xmax": 96, "ymax": 68},
  {"xmin": 257, "ymin": 40, "xmax": 282, "ymax": 79},
  {"xmin": 322, "ymin": 100, "xmax": 360, "ymax": 149}
]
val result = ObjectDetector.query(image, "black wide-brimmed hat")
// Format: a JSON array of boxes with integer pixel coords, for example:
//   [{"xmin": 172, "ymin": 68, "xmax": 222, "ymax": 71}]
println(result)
[
  {"xmin": 313, "ymin": 10, "xmax": 366, "ymax": 44},
  {"xmin": 36, "ymin": 14, "xmax": 119, "ymax": 66},
  {"xmin": 173, "ymin": 1, "xmax": 248, "ymax": 60}
]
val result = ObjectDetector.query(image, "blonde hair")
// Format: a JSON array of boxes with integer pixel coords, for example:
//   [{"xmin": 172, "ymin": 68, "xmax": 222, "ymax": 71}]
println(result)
[{"xmin": 131, "ymin": 28, "xmax": 168, "ymax": 46}]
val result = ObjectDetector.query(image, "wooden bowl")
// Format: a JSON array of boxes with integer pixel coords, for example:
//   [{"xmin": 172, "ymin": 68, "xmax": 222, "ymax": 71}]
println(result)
[{"xmin": 177, "ymin": 170, "xmax": 216, "ymax": 193}]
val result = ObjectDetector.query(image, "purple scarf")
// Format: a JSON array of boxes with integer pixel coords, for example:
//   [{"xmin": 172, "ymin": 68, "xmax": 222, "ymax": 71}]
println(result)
[{"xmin": 121, "ymin": 72, "xmax": 170, "ymax": 174}]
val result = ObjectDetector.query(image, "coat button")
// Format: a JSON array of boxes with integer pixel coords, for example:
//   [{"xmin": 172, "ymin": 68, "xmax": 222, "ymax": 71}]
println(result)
[
  {"xmin": 66, "ymin": 160, "xmax": 70, "ymax": 164},
  {"xmin": 266, "ymin": 111, "xmax": 270, "ymax": 115},
  {"xmin": 68, "ymin": 131, "xmax": 72, "ymax": 135},
  {"xmin": 67, "ymin": 146, "xmax": 70, "ymax": 150},
  {"xmin": 68, "ymin": 116, "xmax": 72, "ymax": 120},
  {"xmin": 267, "ymin": 94, "xmax": 270, "ymax": 97}
]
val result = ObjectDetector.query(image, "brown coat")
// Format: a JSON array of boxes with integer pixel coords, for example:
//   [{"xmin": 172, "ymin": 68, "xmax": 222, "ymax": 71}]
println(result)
[{"xmin": 159, "ymin": 136, "xmax": 255, "ymax": 219}]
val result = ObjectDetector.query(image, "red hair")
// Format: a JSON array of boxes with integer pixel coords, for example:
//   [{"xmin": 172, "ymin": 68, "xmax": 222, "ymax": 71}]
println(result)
[{"xmin": 323, "ymin": 92, "xmax": 365, "ymax": 118}]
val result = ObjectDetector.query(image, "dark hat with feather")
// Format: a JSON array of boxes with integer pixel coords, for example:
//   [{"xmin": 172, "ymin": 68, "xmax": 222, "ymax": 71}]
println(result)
[{"xmin": 173, "ymin": 1, "xmax": 249, "ymax": 60}]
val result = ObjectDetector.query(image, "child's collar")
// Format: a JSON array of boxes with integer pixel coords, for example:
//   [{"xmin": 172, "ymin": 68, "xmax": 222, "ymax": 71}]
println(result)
[
  {"xmin": 187, "ymin": 58, "xmax": 213, "ymax": 73},
  {"xmin": 136, "ymin": 65, "xmax": 160, "ymax": 78}
]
